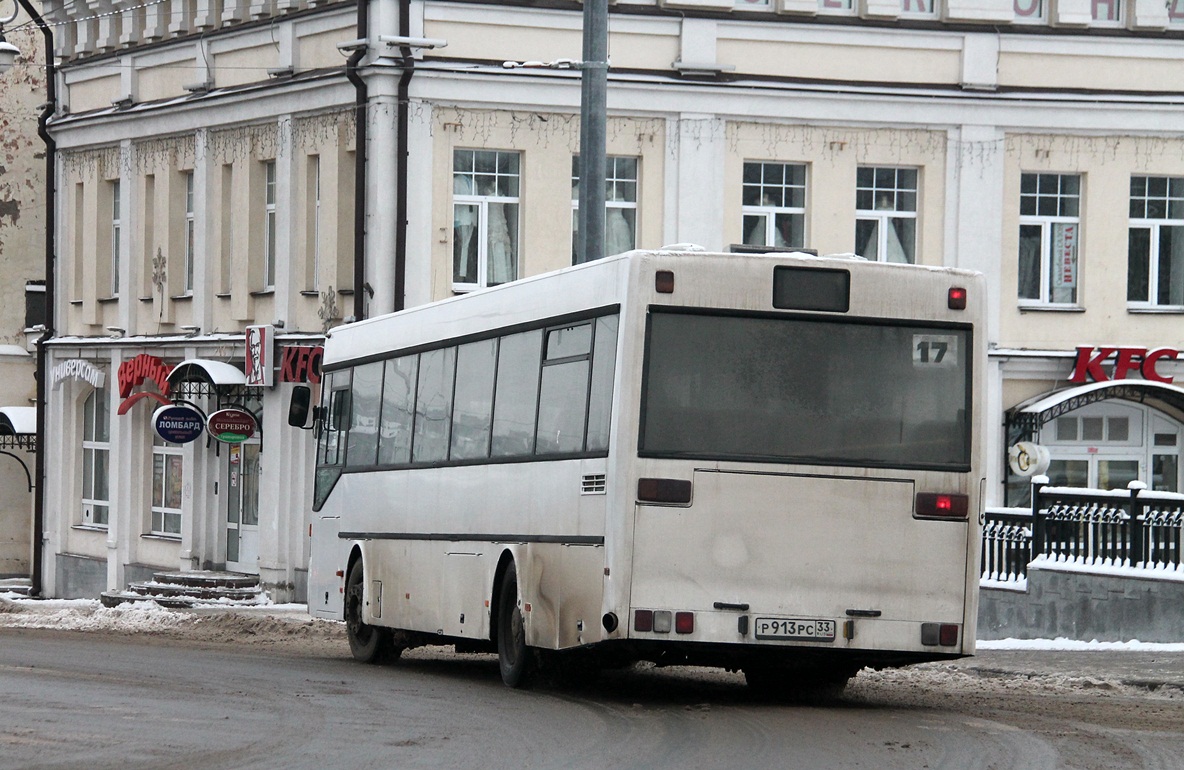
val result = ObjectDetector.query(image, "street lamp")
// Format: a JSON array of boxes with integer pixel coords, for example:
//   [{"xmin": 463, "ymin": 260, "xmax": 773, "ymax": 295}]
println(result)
[{"xmin": 0, "ymin": 2, "xmax": 20, "ymax": 74}]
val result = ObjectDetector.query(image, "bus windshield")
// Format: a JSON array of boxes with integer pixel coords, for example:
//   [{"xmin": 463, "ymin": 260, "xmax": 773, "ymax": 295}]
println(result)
[{"xmin": 639, "ymin": 309, "xmax": 972, "ymax": 470}]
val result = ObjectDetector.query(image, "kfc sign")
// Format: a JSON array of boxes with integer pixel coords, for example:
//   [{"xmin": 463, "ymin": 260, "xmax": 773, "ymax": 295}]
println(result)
[
  {"xmin": 280, "ymin": 346, "xmax": 323, "ymax": 384},
  {"xmin": 1070, "ymin": 346, "xmax": 1178, "ymax": 384}
]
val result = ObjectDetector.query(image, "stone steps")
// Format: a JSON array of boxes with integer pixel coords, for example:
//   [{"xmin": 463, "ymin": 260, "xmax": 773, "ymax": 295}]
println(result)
[
  {"xmin": 0, "ymin": 578, "xmax": 33, "ymax": 597},
  {"xmin": 100, "ymin": 570, "xmax": 267, "ymax": 609}
]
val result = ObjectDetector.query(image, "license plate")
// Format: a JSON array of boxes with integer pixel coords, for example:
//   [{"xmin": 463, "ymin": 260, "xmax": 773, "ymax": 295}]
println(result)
[{"xmin": 754, "ymin": 617, "xmax": 836, "ymax": 642}]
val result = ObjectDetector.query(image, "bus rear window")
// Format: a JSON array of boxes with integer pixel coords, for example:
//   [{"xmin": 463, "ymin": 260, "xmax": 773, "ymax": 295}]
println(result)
[{"xmin": 639, "ymin": 310, "xmax": 971, "ymax": 470}]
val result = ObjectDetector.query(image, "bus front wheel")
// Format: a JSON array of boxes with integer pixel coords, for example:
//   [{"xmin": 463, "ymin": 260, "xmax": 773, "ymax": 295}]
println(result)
[
  {"xmin": 496, "ymin": 562, "xmax": 535, "ymax": 688},
  {"xmin": 345, "ymin": 560, "xmax": 397, "ymax": 664}
]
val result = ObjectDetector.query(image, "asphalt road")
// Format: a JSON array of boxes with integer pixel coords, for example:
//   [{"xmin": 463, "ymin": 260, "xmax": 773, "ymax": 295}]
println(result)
[{"xmin": 1, "ymin": 627, "xmax": 1182, "ymax": 770}]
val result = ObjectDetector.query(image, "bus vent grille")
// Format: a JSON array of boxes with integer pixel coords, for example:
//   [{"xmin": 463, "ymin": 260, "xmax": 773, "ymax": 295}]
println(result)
[{"xmin": 581, "ymin": 474, "xmax": 607, "ymax": 495}]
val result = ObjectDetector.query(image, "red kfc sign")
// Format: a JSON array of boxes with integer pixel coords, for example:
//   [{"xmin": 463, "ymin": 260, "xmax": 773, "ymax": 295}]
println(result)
[{"xmin": 1069, "ymin": 346, "xmax": 1178, "ymax": 384}]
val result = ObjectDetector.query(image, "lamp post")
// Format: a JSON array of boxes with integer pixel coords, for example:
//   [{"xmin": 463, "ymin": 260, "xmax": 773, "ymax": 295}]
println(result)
[
  {"xmin": 0, "ymin": 4, "xmax": 18, "ymax": 72},
  {"xmin": 0, "ymin": 0, "xmax": 55, "ymax": 597}
]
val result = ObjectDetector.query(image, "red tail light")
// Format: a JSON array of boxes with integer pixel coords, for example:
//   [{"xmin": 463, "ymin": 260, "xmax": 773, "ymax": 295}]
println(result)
[
  {"xmin": 915, "ymin": 492, "xmax": 969, "ymax": 520},
  {"xmin": 948, "ymin": 287, "xmax": 967, "ymax": 310},
  {"xmin": 634, "ymin": 609, "xmax": 653, "ymax": 632},
  {"xmin": 675, "ymin": 612, "xmax": 694, "ymax": 634}
]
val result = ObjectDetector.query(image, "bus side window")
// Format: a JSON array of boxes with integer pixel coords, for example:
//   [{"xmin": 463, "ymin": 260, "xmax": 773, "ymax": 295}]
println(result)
[
  {"xmin": 586, "ymin": 314, "xmax": 619, "ymax": 452},
  {"xmin": 491, "ymin": 330, "xmax": 542, "ymax": 458},
  {"xmin": 347, "ymin": 361, "xmax": 383, "ymax": 468},
  {"xmin": 452, "ymin": 338, "xmax": 497, "ymax": 461},
  {"xmin": 413, "ymin": 347, "xmax": 457, "ymax": 463},
  {"xmin": 537, "ymin": 323, "xmax": 593, "ymax": 454},
  {"xmin": 377, "ymin": 355, "xmax": 418, "ymax": 466}
]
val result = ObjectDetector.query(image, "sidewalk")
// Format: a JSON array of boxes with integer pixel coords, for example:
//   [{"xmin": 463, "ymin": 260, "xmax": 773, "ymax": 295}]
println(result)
[{"xmin": 951, "ymin": 648, "xmax": 1184, "ymax": 691}]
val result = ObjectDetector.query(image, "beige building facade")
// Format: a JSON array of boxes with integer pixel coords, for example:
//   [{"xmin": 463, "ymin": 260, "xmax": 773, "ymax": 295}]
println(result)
[
  {"xmin": 38, "ymin": 0, "xmax": 1184, "ymax": 598},
  {"xmin": 0, "ymin": 17, "xmax": 46, "ymax": 582}
]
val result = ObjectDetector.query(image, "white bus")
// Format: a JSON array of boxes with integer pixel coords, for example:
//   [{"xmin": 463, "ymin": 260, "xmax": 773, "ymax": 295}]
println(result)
[{"xmin": 298, "ymin": 249, "xmax": 985, "ymax": 692}]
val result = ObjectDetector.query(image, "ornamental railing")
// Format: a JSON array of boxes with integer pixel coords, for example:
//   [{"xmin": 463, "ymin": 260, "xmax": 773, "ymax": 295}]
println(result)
[{"xmin": 981, "ymin": 479, "xmax": 1184, "ymax": 586}]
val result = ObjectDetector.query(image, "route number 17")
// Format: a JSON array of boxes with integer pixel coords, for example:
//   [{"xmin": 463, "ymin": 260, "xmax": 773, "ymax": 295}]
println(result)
[{"xmin": 913, "ymin": 335, "xmax": 958, "ymax": 367}]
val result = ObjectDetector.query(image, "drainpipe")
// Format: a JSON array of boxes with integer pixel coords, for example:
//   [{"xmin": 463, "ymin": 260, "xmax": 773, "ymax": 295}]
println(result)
[
  {"xmin": 17, "ymin": 0, "xmax": 55, "ymax": 597},
  {"xmin": 393, "ymin": 0, "xmax": 410, "ymax": 313},
  {"xmin": 345, "ymin": 0, "xmax": 368, "ymax": 322}
]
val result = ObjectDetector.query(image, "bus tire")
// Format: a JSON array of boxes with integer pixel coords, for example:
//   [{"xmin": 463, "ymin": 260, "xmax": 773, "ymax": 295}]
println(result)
[
  {"xmin": 497, "ymin": 562, "xmax": 535, "ymax": 688},
  {"xmin": 345, "ymin": 559, "xmax": 393, "ymax": 664}
]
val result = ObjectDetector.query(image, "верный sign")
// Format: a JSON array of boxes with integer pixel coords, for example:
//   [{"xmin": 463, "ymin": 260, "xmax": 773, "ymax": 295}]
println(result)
[
  {"xmin": 207, "ymin": 408, "xmax": 257, "ymax": 444},
  {"xmin": 152, "ymin": 404, "xmax": 205, "ymax": 444}
]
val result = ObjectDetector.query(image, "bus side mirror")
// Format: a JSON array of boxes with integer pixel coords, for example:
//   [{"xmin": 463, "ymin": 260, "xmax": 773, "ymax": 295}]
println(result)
[{"xmin": 289, "ymin": 385, "xmax": 312, "ymax": 429}]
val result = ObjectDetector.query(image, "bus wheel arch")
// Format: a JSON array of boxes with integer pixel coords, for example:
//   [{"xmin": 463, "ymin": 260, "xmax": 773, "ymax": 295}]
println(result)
[
  {"xmin": 344, "ymin": 548, "xmax": 396, "ymax": 664},
  {"xmin": 493, "ymin": 552, "xmax": 535, "ymax": 688}
]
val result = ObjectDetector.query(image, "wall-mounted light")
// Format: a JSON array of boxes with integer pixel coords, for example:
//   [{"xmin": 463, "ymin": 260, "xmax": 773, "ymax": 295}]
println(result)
[
  {"xmin": 105, "ymin": 326, "xmax": 126, "ymax": 338},
  {"xmin": 179, "ymin": 324, "xmax": 200, "ymax": 337},
  {"xmin": 266, "ymin": 66, "xmax": 293, "ymax": 79}
]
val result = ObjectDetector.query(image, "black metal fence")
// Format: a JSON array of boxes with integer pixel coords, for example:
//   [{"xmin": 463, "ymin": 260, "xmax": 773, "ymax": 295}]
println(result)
[{"xmin": 981, "ymin": 480, "xmax": 1184, "ymax": 585}]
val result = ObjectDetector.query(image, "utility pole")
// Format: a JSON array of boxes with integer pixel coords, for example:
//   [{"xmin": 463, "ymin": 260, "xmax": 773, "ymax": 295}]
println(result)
[{"xmin": 576, "ymin": 0, "xmax": 607, "ymax": 265}]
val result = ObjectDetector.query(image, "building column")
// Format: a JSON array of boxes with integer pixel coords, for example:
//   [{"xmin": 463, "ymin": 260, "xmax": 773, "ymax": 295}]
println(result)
[{"xmin": 665, "ymin": 114, "xmax": 725, "ymax": 251}]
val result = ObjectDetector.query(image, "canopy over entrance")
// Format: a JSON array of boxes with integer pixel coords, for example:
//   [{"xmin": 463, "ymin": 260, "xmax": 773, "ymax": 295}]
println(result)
[
  {"xmin": 1008, "ymin": 380, "xmax": 1184, "ymax": 438},
  {"xmin": 166, "ymin": 359, "xmax": 248, "ymax": 401}
]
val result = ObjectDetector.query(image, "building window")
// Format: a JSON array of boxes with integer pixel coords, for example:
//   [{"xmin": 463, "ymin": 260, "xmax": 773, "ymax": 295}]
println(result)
[
  {"xmin": 742, "ymin": 161, "xmax": 806, "ymax": 250},
  {"xmin": 900, "ymin": 0, "xmax": 937, "ymax": 17},
  {"xmin": 184, "ymin": 171, "xmax": 195, "ymax": 295},
  {"xmin": 453, "ymin": 149, "xmax": 520, "ymax": 291},
  {"xmin": 1171, "ymin": 0, "xmax": 1184, "ymax": 24},
  {"xmin": 1128, "ymin": 176, "xmax": 1184, "ymax": 309},
  {"xmin": 81, "ymin": 387, "xmax": 110, "ymax": 527},
  {"xmin": 1091, "ymin": 0, "xmax": 1121, "ymax": 24},
  {"xmin": 571, "ymin": 155, "xmax": 638, "ymax": 263},
  {"xmin": 24, "ymin": 280, "xmax": 45, "ymax": 329},
  {"xmin": 151, "ymin": 433, "xmax": 183, "ymax": 535},
  {"xmin": 264, "ymin": 160, "xmax": 277, "ymax": 291},
  {"xmin": 311, "ymin": 155, "xmax": 321, "ymax": 291},
  {"xmin": 1018, "ymin": 173, "xmax": 1080, "ymax": 306},
  {"xmin": 110, "ymin": 179, "xmax": 121, "ymax": 296},
  {"xmin": 817, "ymin": 0, "xmax": 856, "ymax": 15},
  {"xmin": 855, "ymin": 167, "xmax": 916, "ymax": 263},
  {"xmin": 1014, "ymin": 0, "xmax": 1046, "ymax": 22}
]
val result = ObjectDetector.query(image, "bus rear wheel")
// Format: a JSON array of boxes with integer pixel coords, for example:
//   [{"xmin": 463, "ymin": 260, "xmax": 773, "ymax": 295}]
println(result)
[
  {"xmin": 496, "ymin": 562, "xmax": 535, "ymax": 688},
  {"xmin": 345, "ymin": 560, "xmax": 398, "ymax": 664}
]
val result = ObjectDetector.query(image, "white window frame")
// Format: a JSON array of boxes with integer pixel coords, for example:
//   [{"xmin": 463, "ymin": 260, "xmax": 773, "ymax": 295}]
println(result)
[
  {"xmin": 184, "ymin": 171, "xmax": 195, "ymax": 295},
  {"xmin": 81, "ymin": 387, "xmax": 110, "ymax": 527},
  {"xmin": 110, "ymin": 179, "xmax": 121, "ymax": 297},
  {"xmin": 151, "ymin": 433, "xmax": 184, "ymax": 536},
  {"xmin": 1128, "ymin": 175, "xmax": 1184, "ymax": 311},
  {"xmin": 264, "ymin": 159, "xmax": 277, "ymax": 291},
  {"xmin": 452, "ymin": 149, "xmax": 521, "ymax": 292},
  {"xmin": 741, "ymin": 161, "xmax": 807, "ymax": 250},
  {"xmin": 571, "ymin": 155, "xmax": 639, "ymax": 264},
  {"xmin": 855, "ymin": 166, "xmax": 918, "ymax": 264},
  {"xmin": 1018, "ymin": 172, "xmax": 1081, "ymax": 307}
]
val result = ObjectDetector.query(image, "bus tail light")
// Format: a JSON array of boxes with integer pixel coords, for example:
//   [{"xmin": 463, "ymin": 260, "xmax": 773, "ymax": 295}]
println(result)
[
  {"xmin": 637, "ymin": 478, "xmax": 692, "ymax": 505},
  {"xmin": 915, "ymin": 492, "xmax": 969, "ymax": 520},
  {"xmin": 634, "ymin": 609, "xmax": 654, "ymax": 632},
  {"xmin": 655, "ymin": 270, "xmax": 675, "ymax": 293},
  {"xmin": 921, "ymin": 623, "xmax": 960, "ymax": 647},
  {"xmin": 675, "ymin": 611, "xmax": 694, "ymax": 634},
  {"xmin": 948, "ymin": 287, "xmax": 967, "ymax": 310}
]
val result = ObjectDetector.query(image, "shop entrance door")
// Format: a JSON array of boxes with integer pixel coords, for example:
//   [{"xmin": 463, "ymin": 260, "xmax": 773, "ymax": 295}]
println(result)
[{"xmin": 225, "ymin": 441, "xmax": 261, "ymax": 573}]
